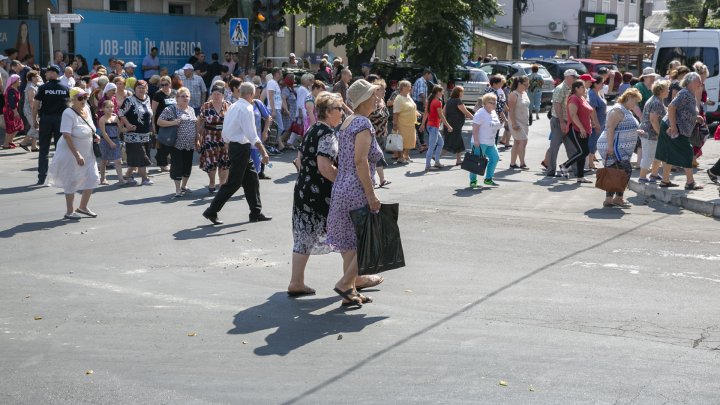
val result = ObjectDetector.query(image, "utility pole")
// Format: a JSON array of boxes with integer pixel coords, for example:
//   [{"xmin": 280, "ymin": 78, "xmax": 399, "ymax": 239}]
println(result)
[{"xmin": 512, "ymin": 0, "xmax": 522, "ymax": 60}]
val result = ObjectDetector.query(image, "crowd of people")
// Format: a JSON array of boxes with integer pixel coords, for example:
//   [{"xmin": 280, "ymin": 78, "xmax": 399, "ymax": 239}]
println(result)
[{"xmin": 2, "ymin": 45, "xmax": 720, "ymax": 306}]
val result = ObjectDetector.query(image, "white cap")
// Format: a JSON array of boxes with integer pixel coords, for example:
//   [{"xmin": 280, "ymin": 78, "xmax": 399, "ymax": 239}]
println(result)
[
  {"xmin": 124, "ymin": 62, "xmax": 137, "ymax": 69},
  {"xmin": 564, "ymin": 69, "xmax": 579, "ymax": 77},
  {"xmin": 640, "ymin": 67, "xmax": 659, "ymax": 78},
  {"xmin": 0, "ymin": 55, "xmax": 7, "ymax": 62},
  {"xmin": 183, "ymin": 63, "xmax": 194, "ymax": 70}
]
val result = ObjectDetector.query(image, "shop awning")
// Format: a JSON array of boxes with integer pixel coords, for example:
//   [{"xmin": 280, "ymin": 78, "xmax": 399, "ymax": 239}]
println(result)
[{"xmin": 522, "ymin": 49, "xmax": 558, "ymax": 59}]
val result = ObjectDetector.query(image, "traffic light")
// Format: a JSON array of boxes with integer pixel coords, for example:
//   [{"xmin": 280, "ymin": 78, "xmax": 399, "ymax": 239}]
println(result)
[
  {"xmin": 267, "ymin": 0, "xmax": 286, "ymax": 32},
  {"xmin": 253, "ymin": 0, "xmax": 269, "ymax": 33}
]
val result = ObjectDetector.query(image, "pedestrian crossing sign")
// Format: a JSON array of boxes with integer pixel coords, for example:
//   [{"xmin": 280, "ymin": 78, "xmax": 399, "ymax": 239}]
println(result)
[{"xmin": 229, "ymin": 18, "xmax": 249, "ymax": 47}]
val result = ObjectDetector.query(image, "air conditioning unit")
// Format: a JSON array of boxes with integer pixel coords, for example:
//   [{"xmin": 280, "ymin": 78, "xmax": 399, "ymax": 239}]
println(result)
[{"xmin": 548, "ymin": 21, "xmax": 564, "ymax": 33}]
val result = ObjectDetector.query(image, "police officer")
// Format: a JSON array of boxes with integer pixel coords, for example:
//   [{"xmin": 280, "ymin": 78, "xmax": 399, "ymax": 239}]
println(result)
[{"xmin": 32, "ymin": 65, "xmax": 69, "ymax": 185}]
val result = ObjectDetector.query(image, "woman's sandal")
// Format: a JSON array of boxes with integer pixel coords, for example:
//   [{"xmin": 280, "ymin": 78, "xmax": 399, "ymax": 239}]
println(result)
[
  {"xmin": 685, "ymin": 182, "xmax": 704, "ymax": 191},
  {"xmin": 659, "ymin": 181, "xmax": 679, "ymax": 188},
  {"xmin": 355, "ymin": 275, "xmax": 384, "ymax": 291},
  {"xmin": 378, "ymin": 180, "xmax": 392, "ymax": 188},
  {"xmin": 333, "ymin": 287, "xmax": 362, "ymax": 308}
]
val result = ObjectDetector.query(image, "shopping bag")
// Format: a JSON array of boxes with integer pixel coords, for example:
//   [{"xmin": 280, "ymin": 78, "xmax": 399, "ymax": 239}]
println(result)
[
  {"xmin": 461, "ymin": 151, "xmax": 488, "ymax": 175},
  {"xmin": 385, "ymin": 133, "xmax": 404, "ymax": 152},
  {"xmin": 595, "ymin": 165, "xmax": 629, "ymax": 193},
  {"xmin": 349, "ymin": 203, "xmax": 405, "ymax": 275}
]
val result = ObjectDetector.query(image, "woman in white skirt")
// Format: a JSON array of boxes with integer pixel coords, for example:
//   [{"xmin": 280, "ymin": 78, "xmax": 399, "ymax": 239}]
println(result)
[{"xmin": 47, "ymin": 87, "xmax": 100, "ymax": 220}]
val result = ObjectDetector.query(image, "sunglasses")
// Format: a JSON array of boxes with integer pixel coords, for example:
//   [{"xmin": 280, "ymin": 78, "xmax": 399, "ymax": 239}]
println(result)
[
  {"xmin": 76, "ymin": 95, "xmax": 87, "ymax": 101},
  {"xmin": 161, "ymin": 83, "xmax": 170, "ymax": 87}
]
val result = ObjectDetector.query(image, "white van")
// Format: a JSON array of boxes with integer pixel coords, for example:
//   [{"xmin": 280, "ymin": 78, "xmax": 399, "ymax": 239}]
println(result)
[{"xmin": 652, "ymin": 29, "xmax": 720, "ymax": 116}]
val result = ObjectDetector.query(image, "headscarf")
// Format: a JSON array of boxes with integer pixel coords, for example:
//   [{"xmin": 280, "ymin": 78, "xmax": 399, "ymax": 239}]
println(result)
[
  {"xmin": 4, "ymin": 74, "xmax": 20, "ymax": 93},
  {"xmin": 103, "ymin": 83, "xmax": 117, "ymax": 96}
]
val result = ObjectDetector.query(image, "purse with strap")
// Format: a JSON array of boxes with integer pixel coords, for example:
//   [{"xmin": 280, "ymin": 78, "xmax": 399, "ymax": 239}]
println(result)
[
  {"xmin": 71, "ymin": 107, "xmax": 101, "ymax": 158},
  {"xmin": 157, "ymin": 105, "xmax": 179, "ymax": 147},
  {"xmin": 461, "ymin": 147, "xmax": 488, "ymax": 175}
]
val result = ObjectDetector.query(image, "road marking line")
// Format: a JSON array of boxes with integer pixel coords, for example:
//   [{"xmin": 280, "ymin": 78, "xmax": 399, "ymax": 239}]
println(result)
[
  {"xmin": 13, "ymin": 272, "xmax": 243, "ymax": 311},
  {"xmin": 612, "ymin": 248, "xmax": 720, "ymax": 261},
  {"xmin": 565, "ymin": 261, "xmax": 640, "ymax": 274}
]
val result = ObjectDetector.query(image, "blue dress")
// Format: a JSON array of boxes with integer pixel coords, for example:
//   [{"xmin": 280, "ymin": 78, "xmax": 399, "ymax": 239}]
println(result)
[
  {"xmin": 326, "ymin": 116, "xmax": 383, "ymax": 252},
  {"xmin": 99, "ymin": 122, "xmax": 121, "ymax": 161}
]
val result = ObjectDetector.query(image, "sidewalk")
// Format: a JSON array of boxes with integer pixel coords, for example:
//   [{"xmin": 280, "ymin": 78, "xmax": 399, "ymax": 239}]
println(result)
[{"xmin": 628, "ymin": 138, "xmax": 720, "ymax": 218}]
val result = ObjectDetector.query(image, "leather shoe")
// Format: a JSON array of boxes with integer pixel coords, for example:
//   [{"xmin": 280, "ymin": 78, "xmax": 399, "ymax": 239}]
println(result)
[
  {"xmin": 249, "ymin": 213, "xmax": 272, "ymax": 222},
  {"xmin": 202, "ymin": 211, "xmax": 223, "ymax": 225}
]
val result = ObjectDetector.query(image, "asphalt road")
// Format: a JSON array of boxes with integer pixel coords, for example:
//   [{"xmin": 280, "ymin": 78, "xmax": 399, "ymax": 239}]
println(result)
[{"xmin": 1, "ymin": 116, "xmax": 719, "ymax": 404}]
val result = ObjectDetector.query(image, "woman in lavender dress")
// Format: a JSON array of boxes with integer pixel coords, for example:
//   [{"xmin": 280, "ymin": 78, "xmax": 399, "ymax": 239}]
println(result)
[{"xmin": 326, "ymin": 80, "xmax": 384, "ymax": 308}]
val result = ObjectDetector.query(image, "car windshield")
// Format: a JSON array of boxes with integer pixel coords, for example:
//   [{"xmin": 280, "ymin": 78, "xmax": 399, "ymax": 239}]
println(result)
[
  {"xmin": 521, "ymin": 66, "xmax": 552, "ymax": 79},
  {"xmin": 469, "ymin": 70, "xmax": 488, "ymax": 82},
  {"xmin": 558, "ymin": 64, "xmax": 588, "ymax": 75}
]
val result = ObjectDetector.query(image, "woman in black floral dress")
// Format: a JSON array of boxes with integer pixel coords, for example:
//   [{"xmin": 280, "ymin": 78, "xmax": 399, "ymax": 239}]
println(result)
[{"xmin": 287, "ymin": 92, "xmax": 343, "ymax": 296}]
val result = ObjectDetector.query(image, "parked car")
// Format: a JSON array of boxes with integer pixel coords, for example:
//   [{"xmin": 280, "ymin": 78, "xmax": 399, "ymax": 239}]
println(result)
[
  {"xmin": 370, "ymin": 60, "xmax": 439, "ymax": 100},
  {"xmin": 576, "ymin": 58, "xmax": 623, "ymax": 99},
  {"xmin": 447, "ymin": 65, "xmax": 489, "ymax": 108},
  {"xmin": 525, "ymin": 58, "xmax": 588, "ymax": 86},
  {"xmin": 479, "ymin": 60, "xmax": 555, "ymax": 107}
]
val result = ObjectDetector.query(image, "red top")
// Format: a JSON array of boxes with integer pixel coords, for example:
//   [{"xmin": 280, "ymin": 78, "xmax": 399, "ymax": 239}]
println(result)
[
  {"xmin": 427, "ymin": 98, "xmax": 442, "ymax": 128},
  {"xmin": 566, "ymin": 94, "xmax": 593, "ymax": 134}
]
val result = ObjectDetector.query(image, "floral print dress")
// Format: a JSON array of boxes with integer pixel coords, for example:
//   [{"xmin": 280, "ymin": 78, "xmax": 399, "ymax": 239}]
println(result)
[
  {"xmin": 326, "ymin": 116, "xmax": 383, "ymax": 252},
  {"xmin": 198, "ymin": 100, "xmax": 231, "ymax": 172},
  {"xmin": 292, "ymin": 122, "xmax": 339, "ymax": 255}
]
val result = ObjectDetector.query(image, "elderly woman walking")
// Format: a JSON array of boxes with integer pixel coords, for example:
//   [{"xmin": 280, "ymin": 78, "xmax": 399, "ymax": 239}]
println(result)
[
  {"xmin": 197, "ymin": 82, "xmax": 231, "ymax": 193},
  {"xmin": 158, "ymin": 87, "xmax": 199, "ymax": 198},
  {"xmin": 638, "ymin": 80, "xmax": 669, "ymax": 183},
  {"xmin": 559, "ymin": 81, "xmax": 595, "ymax": 184},
  {"xmin": 3, "ymin": 74, "xmax": 24, "ymax": 149},
  {"xmin": 19, "ymin": 70, "xmax": 41, "ymax": 151},
  {"xmin": 392, "ymin": 80, "xmax": 419, "ymax": 164},
  {"xmin": 507, "ymin": 75, "xmax": 531, "ymax": 169},
  {"xmin": 655, "ymin": 72, "xmax": 705, "ymax": 190},
  {"xmin": 326, "ymin": 80, "xmax": 385, "ymax": 307},
  {"xmin": 119, "ymin": 80, "xmax": 154, "ymax": 186},
  {"xmin": 470, "ymin": 93, "xmax": 504, "ymax": 187},
  {"xmin": 367, "ymin": 77, "xmax": 391, "ymax": 186},
  {"xmin": 597, "ymin": 88, "xmax": 644, "ymax": 208},
  {"xmin": 46, "ymin": 87, "xmax": 100, "ymax": 219},
  {"xmin": 287, "ymin": 92, "xmax": 343, "ymax": 296}
]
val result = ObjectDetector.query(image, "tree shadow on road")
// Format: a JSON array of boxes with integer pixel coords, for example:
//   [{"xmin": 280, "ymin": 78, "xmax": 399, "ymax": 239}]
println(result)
[
  {"xmin": 227, "ymin": 292, "xmax": 387, "ymax": 356},
  {"xmin": 584, "ymin": 208, "xmax": 627, "ymax": 219},
  {"xmin": 453, "ymin": 187, "xmax": 485, "ymax": 197},
  {"xmin": 0, "ymin": 219, "xmax": 71, "ymax": 238},
  {"xmin": 0, "ymin": 184, "xmax": 45, "ymax": 195}
]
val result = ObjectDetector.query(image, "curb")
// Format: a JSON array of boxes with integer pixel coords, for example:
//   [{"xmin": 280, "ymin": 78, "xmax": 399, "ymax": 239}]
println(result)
[{"xmin": 628, "ymin": 180, "xmax": 720, "ymax": 218}]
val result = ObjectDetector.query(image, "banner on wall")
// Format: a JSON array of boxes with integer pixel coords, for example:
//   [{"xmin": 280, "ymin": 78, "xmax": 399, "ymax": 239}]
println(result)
[
  {"xmin": 0, "ymin": 19, "xmax": 41, "ymax": 63},
  {"xmin": 74, "ymin": 10, "xmax": 220, "ymax": 78}
]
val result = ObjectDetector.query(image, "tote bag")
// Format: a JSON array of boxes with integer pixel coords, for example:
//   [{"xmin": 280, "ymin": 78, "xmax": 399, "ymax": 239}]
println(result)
[{"xmin": 385, "ymin": 133, "xmax": 404, "ymax": 152}]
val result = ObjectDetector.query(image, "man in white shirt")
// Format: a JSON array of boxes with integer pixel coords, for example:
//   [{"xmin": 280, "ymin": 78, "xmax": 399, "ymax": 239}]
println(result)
[
  {"xmin": 203, "ymin": 82, "xmax": 271, "ymax": 225},
  {"xmin": 265, "ymin": 67, "xmax": 284, "ymax": 135},
  {"xmin": 59, "ymin": 66, "xmax": 75, "ymax": 88}
]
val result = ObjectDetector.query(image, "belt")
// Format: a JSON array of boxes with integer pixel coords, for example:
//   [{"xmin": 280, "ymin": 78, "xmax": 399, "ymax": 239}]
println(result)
[{"xmin": 205, "ymin": 125, "xmax": 223, "ymax": 130}]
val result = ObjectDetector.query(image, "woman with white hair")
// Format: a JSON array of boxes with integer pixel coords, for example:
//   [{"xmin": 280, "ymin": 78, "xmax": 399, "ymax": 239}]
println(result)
[
  {"xmin": 655, "ymin": 72, "xmax": 705, "ymax": 190},
  {"xmin": 47, "ymin": 87, "xmax": 100, "ymax": 219},
  {"xmin": 326, "ymin": 79, "xmax": 385, "ymax": 308}
]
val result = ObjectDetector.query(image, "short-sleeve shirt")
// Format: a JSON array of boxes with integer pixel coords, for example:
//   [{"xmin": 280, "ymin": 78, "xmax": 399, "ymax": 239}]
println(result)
[
  {"xmin": 142, "ymin": 55, "xmax": 160, "ymax": 79},
  {"xmin": 393, "ymin": 94, "xmax": 417, "ymax": 127},
  {"xmin": 472, "ymin": 107, "xmax": 503, "ymax": 145},
  {"xmin": 265, "ymin": 79, "xmax": 282, "ymax": 111},
  {"xmin": 5, "ymin": 87, "xmax": 20, "ymax": 110},
  {"xmin": 551, "ymin": 82, "xmax": 571, "ymax": 119},
  {"xmin": 152, "ymin": 89, "xmax": 176, "ymax": 128},
  {"xmin": 184, "ymin": 75, "xmax": 207, "ymax": 109},
  {"xmin": 566, "ymin": 94, "xmax": 593, "ymax": 134},
  {"xmin": 60, "ymin": 106, "xmax": 96, "ymax": 138},
  {"xmin": 588, "ymin": 89, "xmax": 608, "ymax": 129},
  {"xmin": 35, "ymin": 80, "xmax": 69, "ymax": 116},
  {"xmin": 296, "ymin": 86, "xmax": 309, "ymax": 119},
  {"xmin": 634, "ymin": 82, "xmax": 652, "ymax": 109},
  {"xmin": 159, "ymin": 105, "xmax": 197, "ymax": 150},
  {"xmin": 119, "ymin": 95, "xmax": 153, "ymax": 140},
  {"xmin": 412, "ymin": 77, "xmax": 428, "ymax": 104},
  {"xmin": 639, "ymin": 96, "xmax": 666, "ymax": 140},
  {"xmin": 252, "ymin": 99, "xmax": 271, "ymax": 134},
  {"xmin": 484, "ymin": 86, "xmax": 506, "ymax": 119},
  {"xmin": 663, "ymin": 88, "xmax": 698, "ymax": 137},
  {"xmin": 666, "ymin": 81, "xmax": 682, "ymax": 106},
  {"xmin": 426, "ymin": 98, "xmax": 442, "ymax": 127}
]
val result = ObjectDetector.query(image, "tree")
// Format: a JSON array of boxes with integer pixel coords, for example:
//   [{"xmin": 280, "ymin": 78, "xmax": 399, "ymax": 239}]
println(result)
[
  {"xmin": 402, "ymin": 0, "xmax": 501, "ymax": 82},
  {"xmin": 284, "ymin": 0, "xmax": 408, "ymax": 70},
  {"xmin": 666, "ymin": 0, "xmax": 720, "ymax": 28}
]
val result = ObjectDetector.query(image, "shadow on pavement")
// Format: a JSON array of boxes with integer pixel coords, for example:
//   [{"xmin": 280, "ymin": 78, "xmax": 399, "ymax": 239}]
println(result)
[
  {"xmin": 453, "ymin": 187, "xmax": 485, "ymax": 197},
  {"xmin": 0, "ymin": 184, "xmax": 45, "ymax": 195},
  {"xmin": 547, "ymin": 182, "xmax": 581, "ymax": 192},
  {"xmin": 228, "ymin": 292, "xmax": 387, "ymax": 356},
  {"xmin": 272, "ymin": 172, "xmax": 298, "ymax": 185},
  {"xmin": 173, "ymin": 222, "xmax": 249, "ymax": 240},
  {"xmin": 584, "ymin": 208, "xmax": 627, "ymax": 219},
  {"xmin": 0, "ymin": 219, "xmax": 70, "ymax": 238}
]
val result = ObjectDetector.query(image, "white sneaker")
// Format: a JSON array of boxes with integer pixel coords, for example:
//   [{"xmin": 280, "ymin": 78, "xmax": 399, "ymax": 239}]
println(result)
[{"xmin": 142, "ymin": 179, "xmax": 154, "ymax": 186}]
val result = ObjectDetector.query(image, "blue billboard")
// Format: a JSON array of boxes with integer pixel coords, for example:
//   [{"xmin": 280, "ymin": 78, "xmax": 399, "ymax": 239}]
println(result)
[
  {"xmin": 0, "ymin": 19, "xmax": 41, "ymax": 63},
  {"xmin": 74, "ymin": 10, "xmax": 220, "ymax": 78}
]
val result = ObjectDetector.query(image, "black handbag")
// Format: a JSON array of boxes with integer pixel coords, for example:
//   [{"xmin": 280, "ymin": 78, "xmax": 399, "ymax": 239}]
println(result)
[
  {"xmin": 461, "ymin": 149, "xmax": 488, "ymax": 175},
  {"xmin": 157, "ymin": 105, "xmax": 179, "ymax": 147}
]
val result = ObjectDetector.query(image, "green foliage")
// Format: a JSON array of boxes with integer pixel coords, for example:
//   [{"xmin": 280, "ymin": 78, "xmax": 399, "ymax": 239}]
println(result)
[
  {"xmin": 402, "ymin": 0, "xmax": 501, "ymax": 82},
  {"xmin": 666, "ymin": 0, "xmax": 720, "ymax": 28}
]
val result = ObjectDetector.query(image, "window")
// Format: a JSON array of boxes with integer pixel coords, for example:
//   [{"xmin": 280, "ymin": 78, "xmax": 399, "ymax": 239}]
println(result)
[
  {"xmin": 655, "ymin": 47, "xmax": 720, "ymax": 77},
  {"xmin": 109, "ymin": 0, "xmax": 128, "ymax": 11},
  {"xmin": 169, "ymin": 4, "xmax": 185, "ymax": 14}
]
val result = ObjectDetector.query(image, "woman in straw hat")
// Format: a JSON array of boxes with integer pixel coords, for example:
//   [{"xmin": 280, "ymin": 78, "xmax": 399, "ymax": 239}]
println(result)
[{"xmin": 326, "ymin": 79, "xmax": 385, "ymax": 308}]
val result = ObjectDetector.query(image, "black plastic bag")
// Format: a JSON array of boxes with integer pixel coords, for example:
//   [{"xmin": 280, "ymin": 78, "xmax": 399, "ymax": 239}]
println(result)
[{"xmin": 349, "ymin": 203, "xmax": 405, "ymax": 275}]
